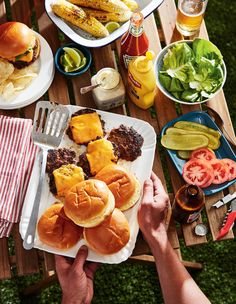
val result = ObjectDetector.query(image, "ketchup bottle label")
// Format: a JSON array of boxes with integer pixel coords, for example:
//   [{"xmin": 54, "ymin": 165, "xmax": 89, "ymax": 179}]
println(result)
[
  {"xmin": 123, "ymin": 54, "xmax": 138, "ymax": 69},
  {"xmin": 130, "ymin": 24, "xmax": 144, "ymax": 37}
]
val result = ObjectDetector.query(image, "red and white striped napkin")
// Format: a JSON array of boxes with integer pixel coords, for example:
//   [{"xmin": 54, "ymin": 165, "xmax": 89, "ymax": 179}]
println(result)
[{"xmin": 0, "ymin": 115, "xmax": 38, "ymax": 238}]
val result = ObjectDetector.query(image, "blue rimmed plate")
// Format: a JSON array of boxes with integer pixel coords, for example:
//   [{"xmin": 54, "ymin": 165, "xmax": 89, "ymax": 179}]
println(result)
[{"xmin": 161, "ymin": 111, "xmax": 236, "ymax": 196}]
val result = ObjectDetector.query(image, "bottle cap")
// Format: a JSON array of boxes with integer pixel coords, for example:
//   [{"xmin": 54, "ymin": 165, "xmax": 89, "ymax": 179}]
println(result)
[{"xmin": 194, "ymin": 223, "xmax": 208, "ymax": 236}]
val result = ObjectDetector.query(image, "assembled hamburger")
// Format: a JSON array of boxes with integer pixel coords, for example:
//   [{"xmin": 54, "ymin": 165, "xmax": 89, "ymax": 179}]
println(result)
[{"xmin": 0, "ymin": 22, "xmax": 40, "ymax": 69}]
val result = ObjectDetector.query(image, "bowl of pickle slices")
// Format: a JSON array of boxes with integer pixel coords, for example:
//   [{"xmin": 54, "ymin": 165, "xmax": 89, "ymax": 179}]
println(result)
[{"xmin": 54, "ymin": 43, "xmax": 92, "ymax": 77}]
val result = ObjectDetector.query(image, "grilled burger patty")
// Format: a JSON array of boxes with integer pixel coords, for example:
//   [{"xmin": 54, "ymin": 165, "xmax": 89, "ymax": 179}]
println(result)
[{"xmin": 108, "ymin": 124, "xmax": 144, "ymax": 161}]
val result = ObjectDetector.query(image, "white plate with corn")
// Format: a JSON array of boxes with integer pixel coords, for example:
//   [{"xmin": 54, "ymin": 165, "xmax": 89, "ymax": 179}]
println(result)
[{"xmin": 45, "ymin": 0, "xmax": 164, "ymax": 47}]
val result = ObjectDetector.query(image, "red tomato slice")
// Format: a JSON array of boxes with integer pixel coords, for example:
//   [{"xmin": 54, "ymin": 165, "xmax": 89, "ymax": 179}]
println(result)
[
  {"xmin": 183, "ymin": 159, "xmax": 213, "ymax": 187},
  {"xmin": 222, "ymin": 158, "xmax": 236, "ymax": 181},
  {"xmin": 190, "ymin": 148, "xmax": 216, "ymax": 161},
  {"xmin": 210, "ymin": 159, "xmax": 230, "ymax": 184},
  {"xmin": 200, "ymin": 170, "xmax": 214, "ymax": 188}
]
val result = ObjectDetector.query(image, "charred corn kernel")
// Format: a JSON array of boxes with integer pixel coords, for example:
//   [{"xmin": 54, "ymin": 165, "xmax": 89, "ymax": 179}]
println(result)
[
  {"xmin": 121, "ymin": 0, "xmax": 138, "ymax": 11},
  {"xmin": 83, "ymin": 8, "xmax": 132, "ymax": 22},
  {"xmin": 68, "ymin": 0, "xmax": 130, "ymax": 13},
  {"xmin": 51, "ymin": 0, "xmax": 109, "ymax": 38}
]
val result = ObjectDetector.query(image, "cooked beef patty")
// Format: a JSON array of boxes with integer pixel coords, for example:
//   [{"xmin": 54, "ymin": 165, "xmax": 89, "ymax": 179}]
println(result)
[{"xmin": 107, "ymin": 124, "xmax": 144, "ymax": 161}]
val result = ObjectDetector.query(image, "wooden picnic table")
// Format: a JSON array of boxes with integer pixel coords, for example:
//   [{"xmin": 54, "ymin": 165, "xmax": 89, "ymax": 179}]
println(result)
[{"xmin": 0, "ymin": 0, "xmax": 235, "ymax": 296}]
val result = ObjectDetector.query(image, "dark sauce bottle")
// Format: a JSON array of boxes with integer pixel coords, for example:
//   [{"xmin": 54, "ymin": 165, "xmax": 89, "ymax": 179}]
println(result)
[{"xmin": 172, "ymin": 184, "xmax": 205, "ymax": 224}]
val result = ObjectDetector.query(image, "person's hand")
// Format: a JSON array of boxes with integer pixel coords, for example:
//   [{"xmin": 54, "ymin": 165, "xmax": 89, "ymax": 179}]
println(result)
[
  {"xmin": 55, "ymin": 245, "xmax": 99, "ymax": 304},
  {"xmin": 138, "ymin": 172, "xmax": 170, "ymax": 243}
]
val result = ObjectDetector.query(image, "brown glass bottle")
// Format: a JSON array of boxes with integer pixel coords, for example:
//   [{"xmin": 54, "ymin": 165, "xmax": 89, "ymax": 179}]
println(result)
[{"xmin": 172, "ymin": 184, "xmax": 205, "ymax": 224}]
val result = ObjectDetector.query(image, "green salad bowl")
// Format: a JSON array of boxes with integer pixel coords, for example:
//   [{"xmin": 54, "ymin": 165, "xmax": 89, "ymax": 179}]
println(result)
[{"xmin": 154, "ymin": 39, "xmax": 227, "ymax": 105}]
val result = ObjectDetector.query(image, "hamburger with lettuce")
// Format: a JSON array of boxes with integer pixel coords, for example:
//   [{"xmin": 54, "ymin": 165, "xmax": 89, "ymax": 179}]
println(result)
[{"xmin": 0, "ymin": 22, "xmax": 40, "ymax": 69}]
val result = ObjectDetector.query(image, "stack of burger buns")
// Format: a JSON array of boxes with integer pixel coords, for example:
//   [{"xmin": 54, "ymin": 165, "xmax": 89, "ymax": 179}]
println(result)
[{"xmin": 37, "ymin": 165, "xmax": 140, "ymax": 254}]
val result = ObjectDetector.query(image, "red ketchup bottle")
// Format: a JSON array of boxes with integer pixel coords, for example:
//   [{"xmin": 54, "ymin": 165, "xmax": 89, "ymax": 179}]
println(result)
[{"xmin": 120, "ymin": 11, "xmax": 149, "ymax": 69}]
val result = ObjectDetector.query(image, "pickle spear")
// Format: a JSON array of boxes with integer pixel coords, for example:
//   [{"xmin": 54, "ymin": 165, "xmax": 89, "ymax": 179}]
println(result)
[
  {"xmin": 161, "ymin": 134, "xmax": 209, "ymax": 150},
  {"xmin": 165, "ymin": 127, "xmax": 220, "ymax": 150},
  {"xmin": 174, "ymin": 121, "xmax": 221, "ymax": 139}
]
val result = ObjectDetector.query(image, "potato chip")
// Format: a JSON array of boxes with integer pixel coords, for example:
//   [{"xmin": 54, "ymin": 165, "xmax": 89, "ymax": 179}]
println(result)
[
  {"xmin": 0, "ymin": 59, "xmax": 39, "ymax": 100},
  {"xmin": 2, "ymin": 81, "xmax": 15, "ymax": 100},
  {"xmin": 0, "ymin": 59, "xmax": 14, "ymax": 85}
]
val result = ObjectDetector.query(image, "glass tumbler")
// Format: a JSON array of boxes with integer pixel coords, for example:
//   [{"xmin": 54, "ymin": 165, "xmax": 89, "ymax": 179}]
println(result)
[{"xmin": 176, "ymin": 0, "xmax": 208, "ymax": 36}]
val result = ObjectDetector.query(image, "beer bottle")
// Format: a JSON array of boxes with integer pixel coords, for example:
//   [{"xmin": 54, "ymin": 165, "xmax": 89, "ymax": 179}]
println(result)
[
  {"xmin": 172, "ymin": 184, "xmax": 205, "ymax": 224},
  {"xmin": 120, "ymin": 11, "xmax": 149, "ymax": 69}
]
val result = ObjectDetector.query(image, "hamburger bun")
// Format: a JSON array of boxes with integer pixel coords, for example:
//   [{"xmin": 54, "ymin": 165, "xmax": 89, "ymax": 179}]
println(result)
[
  {"xmin": 95, "ymin": 164, "xmax": 141, "ymax": 211},
  {"xmin": 64, "ymin": 179, "xmax": 115, "ymax": 227},
  {"xmin": 37, "ymin": 203, "xmax": 82, "ymax": 250},
  {"xmin": 84, "ymin": 208, "xmax": 130, "ymax": 255},
  {"xmin": 0, "ymin": 22, "xmax": 40, "ymax": 69}
]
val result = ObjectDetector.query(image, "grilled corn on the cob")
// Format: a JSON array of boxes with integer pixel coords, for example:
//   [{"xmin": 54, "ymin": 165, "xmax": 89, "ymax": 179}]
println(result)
[
  {"xmin": 51, "ymin": 0, "xmax": 109, "ymax": 38},
  {"xmin": 68, "ymin": 0, "xmax": 130, "ymax": 13},
  {"xmin": 83, "ymin": 8, "xmax": 132, "ymax": 22},
  {"xmin": 121, "ymin": 0, "xmax": 138, "ymax": 11}
]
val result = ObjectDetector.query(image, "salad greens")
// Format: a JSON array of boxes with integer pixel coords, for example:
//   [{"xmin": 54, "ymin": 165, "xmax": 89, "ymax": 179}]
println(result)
[{"xmin": 159, "ymin": 38, "xmax": 224, "ymax": 102}]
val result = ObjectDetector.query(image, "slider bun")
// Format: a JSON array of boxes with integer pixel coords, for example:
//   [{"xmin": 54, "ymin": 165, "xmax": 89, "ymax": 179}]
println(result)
[
  {"xmin": 0, "ymin": 22, "xmax": 35, "ymax": 59},
  {"xmin": 64, "ymin": 179, "xmax": 115, "ymax": 228},
  {"xmin": 37, "ymin": 203, "xmax": 82, "ymax": 250},
  {"xmin": 84, "ymin": 208, "xmax": 130, "ymax": 255},
  {"xmin": 95, "ymin": 164, "xmax": 141, "ymax": 211}
]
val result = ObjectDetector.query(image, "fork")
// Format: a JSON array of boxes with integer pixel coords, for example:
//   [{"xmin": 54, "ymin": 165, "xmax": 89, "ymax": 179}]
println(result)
[{"xmin": 23, "ymin": 101, "xmax": 70, "ymax": 250}]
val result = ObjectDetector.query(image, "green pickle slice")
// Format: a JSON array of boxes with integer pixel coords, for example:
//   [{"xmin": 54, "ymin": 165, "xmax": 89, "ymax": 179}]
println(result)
[
  {"xmin": 165, "ymin": 127, "xmax": 220, "ymax": 150},
  {"xmin": 174, "ymin": 121, "xmax": 221, "ymax": 139},
  {"xmin": 177, "ymin": 150, "xmax": 192, "ymax": 159},
  {"xmin": 161, "ymin": 134, "xmax": 209, "ymax": 150}
]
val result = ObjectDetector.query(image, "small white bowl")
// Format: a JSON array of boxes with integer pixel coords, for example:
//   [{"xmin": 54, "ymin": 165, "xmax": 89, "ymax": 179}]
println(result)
[{"xmin": 154, "ymin": 40, "xmax": 227, "ymax": 105}]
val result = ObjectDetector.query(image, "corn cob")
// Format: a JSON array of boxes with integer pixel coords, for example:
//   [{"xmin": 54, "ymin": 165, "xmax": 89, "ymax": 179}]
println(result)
[
  {"xmin": 83, "ymin": 8, "xmax": 132, "ymax": 22},
  {"xmin": 68, "ymin": 0, "xmax": 130, "ymax": 13},
  {"xmin": 51, "ymin": 0, "xmax": 109, "ymax": 38},
  {"xmin": 121, "ymin": 0, "xmax": 139, "ymax": 11}
]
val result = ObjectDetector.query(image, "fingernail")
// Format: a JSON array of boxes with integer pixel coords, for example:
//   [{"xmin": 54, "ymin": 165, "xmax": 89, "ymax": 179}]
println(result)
[{"xmin": 80, "ymin": 245, "xmax": 88, "ymax": 251}]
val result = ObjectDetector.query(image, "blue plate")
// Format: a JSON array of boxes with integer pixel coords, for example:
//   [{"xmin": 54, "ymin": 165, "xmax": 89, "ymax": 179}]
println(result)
[{"xmin": 161, "ymin": 111, "xmax": 236, "ymax": 196}]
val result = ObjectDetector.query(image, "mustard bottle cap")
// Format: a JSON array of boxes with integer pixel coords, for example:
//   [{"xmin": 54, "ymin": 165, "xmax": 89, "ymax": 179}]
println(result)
[{"xmin": 134, "ymin": 51, "xmax": 155, "ymax": 73}]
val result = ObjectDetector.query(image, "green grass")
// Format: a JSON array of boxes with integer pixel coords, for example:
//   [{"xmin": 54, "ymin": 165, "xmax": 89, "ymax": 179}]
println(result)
[{"xmin": 1, "ymin": 0, "xmax": 236, "ymax": 303}]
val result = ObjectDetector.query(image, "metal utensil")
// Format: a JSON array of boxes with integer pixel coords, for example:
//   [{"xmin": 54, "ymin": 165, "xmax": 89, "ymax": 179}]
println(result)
[
  {"xmin": 80, "ymin": 83, "xmax": 101, "ymax": 94},
  {"xmin": 23, "ymin": 101, "xmax": 70, "ymax": 250},
  {"xmin": 217, "ymin": 199, "xmax": 236, "ymax": 240},
  {"xmin": 205, "ymin": 106, "xmax": 236, "ymax": 150},
  {"xmin": 212, "ymin": 192, "xmax": 236, "ymax": 208}
]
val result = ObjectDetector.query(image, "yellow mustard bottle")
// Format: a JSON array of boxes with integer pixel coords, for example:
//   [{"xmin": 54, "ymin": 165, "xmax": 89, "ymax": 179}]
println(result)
[{"xmin": 127, "ymin": 51, "xmax": 157, "ymax": 110}]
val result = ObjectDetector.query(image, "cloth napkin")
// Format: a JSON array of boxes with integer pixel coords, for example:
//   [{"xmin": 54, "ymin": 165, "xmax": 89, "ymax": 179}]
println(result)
[{"xmin": 0, "ymin": 115, "xmax": 38, "ymax": 238}]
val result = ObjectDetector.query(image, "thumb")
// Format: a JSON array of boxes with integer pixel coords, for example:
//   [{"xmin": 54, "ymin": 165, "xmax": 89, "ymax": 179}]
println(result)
[
  {"xmin": 73, "ymin": 245, "xmax": 88, "ymax": 271},
  {"xmin": 141, "ymin": 179, "xmax": 154, "ymax": 204}
]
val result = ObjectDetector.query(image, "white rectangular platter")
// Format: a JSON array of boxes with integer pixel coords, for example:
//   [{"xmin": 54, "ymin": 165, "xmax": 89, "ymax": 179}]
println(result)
[
  {"xmin": 20, "ymin": 105, "xmax": 156, "ymax": 264},
  {"xmin": 45, "ymin": 0, "xmax": 164, "ymax": 47}
]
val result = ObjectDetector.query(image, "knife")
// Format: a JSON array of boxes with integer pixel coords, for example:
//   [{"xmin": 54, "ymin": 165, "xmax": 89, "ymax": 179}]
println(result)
[
  {"xmin": 217, "ymin": 199, "xmax": 236, "ymax": 240},
  {"xmin": 212, "ymin": 192, "xmax": 236, "ymax": 208}
]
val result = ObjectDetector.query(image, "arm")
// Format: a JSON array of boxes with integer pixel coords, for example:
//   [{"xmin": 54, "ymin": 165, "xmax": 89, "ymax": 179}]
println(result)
[
  {"xmin": 55, "ymin": 245, "xmax": 99, "ymax": 304},
  {"xmin": 138, "ymin": 172, "xmax": 211, "ymax": 304}
]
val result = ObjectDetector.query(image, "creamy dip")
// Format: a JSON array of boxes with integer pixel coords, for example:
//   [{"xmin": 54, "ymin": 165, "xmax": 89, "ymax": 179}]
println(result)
[{"xmin": 95, "ymin": 68, "xmax": 120, "ymax": 90}]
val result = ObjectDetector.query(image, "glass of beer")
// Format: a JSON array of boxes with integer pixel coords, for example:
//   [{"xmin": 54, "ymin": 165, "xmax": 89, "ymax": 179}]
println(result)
[{"xmin": 176, "ymin": 0, "xmax": 208, "ymax": 36}]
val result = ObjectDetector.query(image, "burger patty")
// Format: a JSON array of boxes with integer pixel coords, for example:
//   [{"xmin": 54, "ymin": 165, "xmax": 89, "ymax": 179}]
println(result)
[
  {"xmin": 46, "ymin": 148, "xmax": 78, "ymax": 195},
  {"xmin": 11, "ymin": 38, "xmax": 39, "ymax": 69},
  {"xmin": 107, "ymin": 125, "xmax": 144, "ymax": 161}
]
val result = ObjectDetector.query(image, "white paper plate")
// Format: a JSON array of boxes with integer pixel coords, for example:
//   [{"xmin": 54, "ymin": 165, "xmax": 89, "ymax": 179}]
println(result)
[
  {"xmin": 45, "ymin": 0, "xmax": 164, "ymax": 48},
  {"xmin": 0, "ymin": 33, "xmax": 55, "ymax": 110},
  {"xmin": 20, "ymin": 105, "xmax": 156, "ymax": 264}
]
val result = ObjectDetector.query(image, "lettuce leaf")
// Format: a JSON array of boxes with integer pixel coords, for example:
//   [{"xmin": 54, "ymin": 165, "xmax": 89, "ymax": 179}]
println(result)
[{"xmin": 192, "ymin": 38, "xmax": 223, "ymax": 65}]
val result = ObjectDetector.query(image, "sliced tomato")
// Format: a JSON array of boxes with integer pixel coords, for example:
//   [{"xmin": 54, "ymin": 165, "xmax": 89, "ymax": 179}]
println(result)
[
  {"xmin": 222, "ymin": 158, "xmax": 236, "ymax": 181},
  {"xmin": 183, "ymin": 159, "xmax": 213, "ymax": 187},
  {"xmin": 190, "ymin": 148, "xmax": 216, "ymax": 161},
  {"xmin": 210, "ymin": 159, "xmax": 230, "ymax": 184},
  {"xmin": 200, "ymin": 170, "xmax": 214, "ymax": 188}
]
